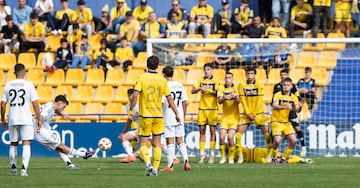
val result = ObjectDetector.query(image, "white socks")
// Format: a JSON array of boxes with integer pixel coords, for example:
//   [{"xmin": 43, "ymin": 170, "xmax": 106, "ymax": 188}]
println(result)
[
  {"xmin": 9, "ymin": 145, "xmax": 17, "ymax": 167},
  {"xmin": 122, "ymin": 141, "xmax": 134, "ymax": 156},
  {"xmin": 167, "ymin": 144, "xmax": 175, "ymax": 167},
  {"xmin": 59, "ymin": 153, "xmax": 73, "ymax": 165},
  {"xmin": 70, "ymin": 148, "xmax": 86, "ymax": 157},
  {"xmin": 179, "ymin": 143, "xmax": 189, "ymax": 163},
  {"xmin": 22, "ymin": 145, "xmax": 31, "ymax": 170}
]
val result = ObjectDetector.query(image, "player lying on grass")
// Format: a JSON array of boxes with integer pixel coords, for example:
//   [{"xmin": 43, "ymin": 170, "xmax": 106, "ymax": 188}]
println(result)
[{"xmin": 34, "ymin": 95, "xmax": 95, "ymax": 169}]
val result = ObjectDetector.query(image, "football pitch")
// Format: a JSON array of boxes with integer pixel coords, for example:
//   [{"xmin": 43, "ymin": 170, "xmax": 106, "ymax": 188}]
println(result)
[{"xmin": 1, "ymin": 157, "xmax": 359, "ymax": 188}]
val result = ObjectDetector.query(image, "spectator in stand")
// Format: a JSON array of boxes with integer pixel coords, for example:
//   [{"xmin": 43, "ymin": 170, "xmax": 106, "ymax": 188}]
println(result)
[
  {"xmin": 119, "ymin": 11, "xmax": 141, "ymax": 55},
  {"xmin": 0, "ymin": 15, "xmax": 20, "ymax": 53},
  {"xmin": 133, "ymin": 0, "xmax": 153, "ymax": 25},
  {"xmin": 67, "ymin": 23, "xmax": 83, "ymax": 53},
  {"xmin": 165, "ymin": 11, "xmax": 186, "ymax": 39},
  {"xmin": 114, "ymin": 37, "xmax": 134, "ymax": 71},
  {"xmin": 214, "ymin": 0, "xmax": 232, "ymax": 35},
  {"xmin": 334, "ymin": 0, "xmax": 352, "ymax": 37},
  {"xmin": 272, "ymin": 0, "xmax": 290, "ymax": 28},
  {"xmin": 297, "ymin": 66, "xmax": 316, "ymax": 115},
  {"xmin": 259, "ymin": 43, "xmax": 276, "ymax": 75},
  {"xmin": 265, "ymin": 17, "xmax": 287, "ymax": 38},
  {"xmin": 0, "ymin": 0, "xmax": 11, "ymax": 31},
  {"xmin": 138, "ymin": 12, "xmax": 164, "ymax": 53},
  {"xmin": 188, "ymin": 0, "xmax": 214, "ymax": 38},
  {"xmin": 54, "ymin": 38, "xmax": 72, "ymax": 70},
  {"xmin": 108, "ymin": 0, "xmax": 131, "ymax": 34},
  {"xmin": 242, "ymin": 16, "xmax": 265, "ymax": 38},
  {"xmin": 69, "ymin": 0, "xmax": 93, "ymax": 36},
  {"xmin": 54, "ymin": 0, "xmax": 74, "ymax": 35},
  {"xmin": 167, "ymin": 0, "xmax": 189, "ymax": 30},
  {"xmin": 312, "ymin": 0, "xmax": 331, "ymax": 38},
  {"xmin": 71, "ymin": 33, "xmax": 92, "ymax": 69},
  {"xmin": 20, "ymin": 12, "xmax": 45, "ymax": 52},
  {"xmin": 273, "ymin": 43, "xmax": 291, "ymax": 69},
  {"xmin": 33, "ymin": 0, "xmax": 56, "ymax": 34},
  {"xmin": 213, "ymin": 42, "xmax": 238, "ymax": 70},
  {"xmin": 234, "ymin": 42, "xmax": 258, "ymax": 69},
  {"xmin": 94, "ymin": 38, "xmax": 114, "ymax": 70},
  {"xmin": 289, "ymin": 0, "xmax": 313, "ymax": 38},
  {"xmin": 258, "ymin": 0, "xmax": 272, "ymax": 24},
  {"xmin": 231, "ymin": 0, "xmax": 254, "ymax": 34},
  {"xmin": 13, "ymin": 0, "xmax": 33, "ymax": 32},
  {"xmin": 93, "ymin": 4, "xmax": 110, "ymax": 33}
]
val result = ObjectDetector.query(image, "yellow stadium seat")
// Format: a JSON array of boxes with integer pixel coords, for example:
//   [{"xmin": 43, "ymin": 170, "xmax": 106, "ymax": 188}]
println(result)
[
  {"xmin": 256, "ymin": 68, "xmax": 267, "ymax": 84},
  {"xmin": 101, "ymin": 102, "xmax": 124, "ymax": 122},
  {"xmin": 123, "ymin": 69, "xmax": 144, "ymax": 86},
  {"xmin": 298, "ymin": 102, "xmax": 310, "ymax": 121},
  {"xmin": 6, "ymin": 69, "xmax": 15, "ymax": 85},
  {"xmin": 312, "ymin": 68, "xmax": 329, "ymax": 86},
  {"xmin": 213, "ymin": 69, "xmax": 225, "ymax": 81},
  {"xmin": 185, "ymin": 102, "xmax": 198, "ymax": 122},
  {"xmin": 157, "ymin": 17, "xmax": 167, "ymax": 26},
  {"xmin": 46, "ymin": 35, "xmax": 62, "ymax": 52},
  {"xmin": 296, "ymin": 51, "xmax": 317, "ymax": 69},
  {"xmin": 173, "ymin": 68, "xmax": 186, "ymax": 83},
  {"xmin": 195, "ymin": 52, "xmax": 214, "ymax": 68},
  {"xmin": 63, "ymin": 68, "xmax": 84, "ymax": 86},
  {"xmin": 267, "ymin": 69, "xmax": 281, "ymax": 85},
  {"xmin": 303, "ymin": 33, "xmax": 325, "ymax": 51},
  {"xmin": 37, "ymin": 52, "xmax": 55, "ymax": 69},
  {"xmin": 184, "ymin": 85, "xmax": 195, "ymax": 103},
  {"xmin": 230, "ymin": 68, "xmax": 245, "ymax": 83},
  {"xmin": 88, "ymin": 33, "xmax": 102, "ymax": 50},
  {"xmin": 263, "ymin": 85, "xmax": 274, "ymax": 104},
  {"xmin": 18, "ymin": 53, "xmax": 37, "ymax": 70},
  {"xmin": 325, "ymin": 33, "xmax": 346, "ymax": 51},
  {"xmin": 289, "ymin": 68, "xmax": 304, "ymax": 83},
  {"xmin": 44, "ymin": 69, "xmax": 65, "ymax": 86},
  {"xmin": 83, "ymin": 68, "xmax": 104, "ymax": 86},
  {"xmin": 55, "ymin": 85, "xmax": 74, "ymax": 101},
  {"xmin": 72, "ymin": 85, "xmax": 94, "ymax": 103},
  {"xmin": 81, "ymin": 102, "xmax": 103, "ymax": 121},
  {"xmin": 184, "ymin": 68, "xmax": 203, "ymax": 86},
  {"xmin": 0, "ymin": 54, "xmax": 16, "ymax": 71},
  {"xmin": 0, "ymin": 71, "xmax": 5, "ymax": 86},
  {"xmin": 203, "ymin": 34, "xmax": 222, "ymax": 51},
  {"xmin": 104, "ymin": 68, "xmax": 125, "ymax": 86},
  {"xmin": 36, "ymin": 85, "xmax": 54, "ymax": 104},
  {"xmin": 226, "ymin": 34, "xmax": 240, "ymax": 49},
  {"xmin": 184, "ymin": 34, "xmax": 203, "ymax": 52},
  {"xmin": 64, "ymin": 102, "xmax": 83, "ymax": 121},
  {"xmin": 132, "ymin": 52, "xmax": 147, "ymax": 70},
  {"xmin": 317, "ymin": 51, "xmax": 337, "ymax": 69},
  {"xmin": 93, "ymin": 86, "xmax": 114, "ymax": 103},
  {"xmin": 113, "ymin": 86, "xmax": 132, "ymax": 104},
  {"xmin": 27, "ymin": 69, "xmax": 44, "ymax": 86}
]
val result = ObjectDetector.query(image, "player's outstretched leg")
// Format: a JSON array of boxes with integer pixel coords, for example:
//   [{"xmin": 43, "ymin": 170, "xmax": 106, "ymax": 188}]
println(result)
[{"xmin": 58, "ymin": 152, "xmax": 80, "ymax": 169}]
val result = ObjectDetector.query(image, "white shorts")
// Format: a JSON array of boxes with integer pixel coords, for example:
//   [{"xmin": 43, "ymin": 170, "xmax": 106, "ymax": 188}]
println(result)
[
  {"xmin": 164, "ymin": 125, "xmax": 185, "ymax": 138},
  {"xmin": 9, "ymin": 125, "xmax": 34, "ymax": 142},
  {"xmin": 34, "ymin": 128, "xmax": 61, "ymax": 150},
  {"xmin": 127, "ymin": 130, "xmax": 139, "ymax": 141}
]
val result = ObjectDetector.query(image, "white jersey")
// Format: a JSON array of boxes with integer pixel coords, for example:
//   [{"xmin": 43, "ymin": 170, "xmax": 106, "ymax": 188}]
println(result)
[
  {"xmin": 35, "ymin": 0, "xmax": 54, "ymax": 12},
  {"xmin": 127, "ymin": 102, "xmax": 139, "ymax": 125},
  {"xmin": 36, "ymin": 102, "xmax": 55, "ymax": 130},
  {"xmin": 162, "ymin": 81, "xmax": 187, "ymax": 126},
  {"xmin": 2, "ymin": 79, "xmax": 38, "ymax": 126}
]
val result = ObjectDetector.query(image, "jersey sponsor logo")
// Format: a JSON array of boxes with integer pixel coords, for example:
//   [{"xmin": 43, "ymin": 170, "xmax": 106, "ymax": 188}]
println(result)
[{"xmin": 244, "ymin": 88, "xmax": 258, "ymax": 96}]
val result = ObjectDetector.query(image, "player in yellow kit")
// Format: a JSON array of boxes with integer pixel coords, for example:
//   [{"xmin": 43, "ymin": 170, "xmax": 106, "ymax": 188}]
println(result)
[
  {"xmin": 129, "ymin": 56, "xmax": 180, "ymax": 176},
  {"xmin": 241, "ymin": 148, "xmax": 314, "ymax": 164},
  {"xmin": 191, "ymin": 63, "xmax": 221, "ymax": 164},
  {"xmin": 218, "ymin": 72, "xmax": 240, "ymax": 164},
  {"xmin": 271, "ymin": 78, "xmax": 304, "ymax": 164},
  {"xmin": 237, "ymin": 67, "xmax": 272, "ymax": 163}
]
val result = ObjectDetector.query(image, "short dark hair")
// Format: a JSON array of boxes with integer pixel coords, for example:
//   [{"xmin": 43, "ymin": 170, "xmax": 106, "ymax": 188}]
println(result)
[
  {"xmin": 280, "ymin": 69, "xmax": 289, "ymax": 74},
  {"xmin": 61, "ymin": 0, "xmax": 68, "ymax": 2},
  {"xmin": 162, "ymin": 66, "xmax": 174, "ymax": 77},
  {"xmin": 14, "ymin": 64, "xmax": 25, "ymax": 75},
  {"xmin": 30, "ymin": 12, "xmax": 39, "ymax": 19},
  {"xmin": 245, "ymin": 67, "xmax": 256, "ymax": 74},
  {"xmin": 77, "ymin": 0, "xmax": 86, "ymax": 5},
  {"xmin": 127, "ymin": 88, "xmax": 135, "ymax": 95},
  {"xmin": 282, "ymin": 77, "xmax": 292, "ymax": 83},
  {"xmin": 5, "ymin": 15, "xmax": 12, "ymax": 21},
  {"xmin": 60, "ymin": 38, "xmax": 68, "ymax": 43},
  {"xmin": 204, "ymin": 63, "xmax": 214, "ymax": 69},
  {"xmin": 73, "ymin": 23, "xmax": 80, "ymax": 29},
  {"xmin": 225, "ymin": 72, "xmax": 233, "ymax": 76},
  {"xmin": 55, "ymin": 95, "xmax": 69, "ymax": 105},
  {"xmin": 171, "ymin": 11, "xmax": 179, "ymax": 17},
  {"xmin": 120, "ymin": 37, "xmax": 127, "ymax": 42},
  {"xmin": 147, "ymin": 55, "xmax": 159, "ymax": 70},
  {"xmin": 305, "ymin": 67, "xmax": 312, "ymax": 73},
  {"xmin": 100, "ymin": 38, "xmax": 107, "ymax": 44}
]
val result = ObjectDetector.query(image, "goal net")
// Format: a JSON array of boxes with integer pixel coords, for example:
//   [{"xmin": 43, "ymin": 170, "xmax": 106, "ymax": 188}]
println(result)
[{"xmin": 148, "ymin": 36, "xmax": 360, "ymax": 157}]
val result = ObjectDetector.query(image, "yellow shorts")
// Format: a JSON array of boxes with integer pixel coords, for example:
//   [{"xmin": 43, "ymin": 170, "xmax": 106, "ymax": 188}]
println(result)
[
  {"xmin": 271, "ymin": 122, "xmax": 295, "ymax": 137},
  {"xmin": 335, "ymin": 9, "xmax": 351, "ymax": 22},
  {"xmin": 239, "ymin": 113, "xmax": 267, "ymax": 127},
  {"xmin": 220, "ymin": 116, "xmax": 239, "ymax": 130},
  {"xmin": 198, "ymin": 109, "xmax": 218, "ymax": 126},
  {"xmin": 138, "ymin": 117, "xmax": 164, "ymax": 137}
]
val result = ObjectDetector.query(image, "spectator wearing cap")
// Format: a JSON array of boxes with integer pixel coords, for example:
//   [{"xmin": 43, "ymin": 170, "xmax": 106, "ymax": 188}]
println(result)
[
  {"xmin": 93, "ymin": 4, "xmax": 110, "ymax": 33},
  {"xmin": 138, "ymin": 12, "xmax": 164, "ymax": 53},
  {"xmin": 71, "ymin": 33, "xmax": 92, "ymax": 69},
  {"xmin": 13, "ymin": 0, "xmax": 33, "ymax": 32},
  {"xmin": 94, "ymin": 38, "xmax": 114, "ymax": 69},
  {"xmin": 119, "ymin": 11, "xmax": 141, "ymax": 52},
  {"xmin": 214, "ymin": 0, "xmax": 232, "ymax": 35},
  {"xmin": 54, "ymin": 37, "xmax": 72, "ymax": 70},
  {"xmin": 54, "ymin": 0, "xmax": 74, "ymax": 35},
  {"xmin": 167, "ymin": 0, "xmax": 189, "ymax": 30},
  {"xmin": 20, "ymin": 12, "xmax": 45, "ymax": 52},
  {"xmin": 231, "ymin": 0, "xmax": 254, "ymax": 34},
  {"xmin": 0, "ymin": 15, "xmax": 20, "ymax": 53},
  {"xmin": 133, "ymin": 0, "xmax": 153, "ymax": 25},
  {"xmin": 0, "ymin": 0, "xmax": 11, "ymax": 30},
  {"xmin": 114, "ymin": 37, "xmax": 134, "ymax": 71},
  {"xmin": 188, "ymin": 0, "xmax": 214, "ymax": 38},
  {"xmin": 69, "ymin": 0, "xmax": 93, "ymax": 36},
  {"xmin": 165, "ymin": 11, "xmax": 186, "ymax": 39},
  {"xmin": 67, "ymin": 23, "xmax": 83, "ymax": 53},
  {"xmin": 33, "ymin": 0, "xmax": 56, "ymax": 34},
  {"xmin": 108, "ymin": 0, "xmax": 131, "ymax": 34}
]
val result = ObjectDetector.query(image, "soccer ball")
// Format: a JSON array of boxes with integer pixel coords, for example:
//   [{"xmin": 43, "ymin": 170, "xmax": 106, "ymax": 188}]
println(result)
[{"xmin": 98, "ymin": 137, "xmax": 112, "ymax": 151}]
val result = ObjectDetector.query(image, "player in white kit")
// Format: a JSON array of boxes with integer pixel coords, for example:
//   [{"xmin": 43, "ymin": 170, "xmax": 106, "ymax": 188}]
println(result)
[
  {"xmin": 34, "ymin": 95, "xmax": 95, "ymax": 169},
  {"xmin": 1, "ymin": 64, "xmax": 41, "ymax": 176},
  {"xmin": 161, "ymin": 66, "xmax": 191, "ymax": 171}
]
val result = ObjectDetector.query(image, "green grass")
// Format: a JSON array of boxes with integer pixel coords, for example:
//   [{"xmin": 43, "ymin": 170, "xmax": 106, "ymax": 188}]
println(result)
[{"xmin": 1, "ymin": 157, "xmax": 360, "ymax": 188}]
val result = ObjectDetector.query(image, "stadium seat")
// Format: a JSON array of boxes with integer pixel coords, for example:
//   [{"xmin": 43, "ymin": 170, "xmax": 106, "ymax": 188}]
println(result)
[
  {"xmin": 0, "ymin": 71, "xmax": 5, "ymax": 86},
  {"xmin": 103, "ymin": 68, "xmax": 125, "ymax": 86},
  {"xmin": 123, "ymin": 69, "xmax": 144, "ymax": 86},
  {"xmin": 185, "ymin": 102, "xmax": 198, "ymax": 122},
  {"xmin": 83, "ymin": 68, "xmax": 104, "ymax": 86},
  {"xmin": 157, "ymin": 17, "xmax": 167, "ymax": 26},
  {"xmin": 225, "ymin": 34, "xmax": 240, "ymax": 49},
  {"xmin": 303, "ymin": 33, "xmax": 325, "ymax": 51},
  {"xmin": 203, "ymin": 34, "xmax": 222, "ymax": 51},
  {"xmin": 93, "ymin": 86, "xmax": 114, "ymax": 103},
  {"xmin": 113, "ymin": 86, "xmax": 132, "ymax": 104},
  {"xmin": 55, "ymin": 85, "xmax": 74, "ymax": 101},
  {"xmin": 173, "ymin": 68, "xmax": 186, "ymax": 83},
  {"xmin": 88, "ymin": 33, "xmax": 102, "ymax": 50},
  {"xmin": 195, "ymin": 52, "xmax": 214, "ymax": 68},
  {"xmin": 317, "ymin": 51, "xmax": 337, "ymax": 70},
  {"xmin": 0, "ymin": 54, "xmax": 16, "ymax": 71},
  {"xmin": 37, "ymin": 52, "xmax": 55, "ymax": 69},
  {"xmin": 6, "ymin": 69, "xmax": 15, "ymax": 85},
  {"xmin": 185, "ymin": 68, "xmax": 203, "ymax": 86},
  {"xmin": 289, "ymin": 68, "xmax": 304, "ymax": 83},
  {"xmin": 64, "ymin": 102, "xmax": 83, "ymax": 121},
  {"xmin": 36, "ymin": 85, "xmax": 54, "ymax": 104},
  {"xmin": 262, "ymin": 85, "xmax": 274, "ymax": 104},
  {"xmin": 132, "ymin": 52, "xmax": 147, "ymax": 70},
  {"xmin": 184, "ymin": 34, "xmax": 203, "ymax": 52},
  {"xmin": 63, "ymin": 68, "xmax": 84, "ymax": 86},
  {"xmin": 44, "ymin": 69, "xmax": 65, "ymax": 86},
  {"xmin": 298, "ymin": 102, "xmax": 310, "ymax": 121},
  {"xmin": 296, "ymin": 51, "xmax": 317, "ymax": 69},
  {"xmin": 72, "ymin": 85, "xmax": 94, "ymax": 103},
  {"xmin": 255, "ymin": 68, "xmax": 267, "ymax": 84},
  {"xmin": 312, "ymin": 68, "xmax": 329, "ymax": 86},
  {"xmin": 184, "ymin": 85, "xmax": 195, "ymax": 103},
  {"xmin": 325, "ymin": 33, "xmax": 346, "ymax": 51},
  {"xmin": 18, "ymin": 53, "xmax": 37, "ymax": 70},
  {"xmin": 267, "ymin": 69, "xmax": 281, "ymax": 85},
  {"xmin": 101, "ymin": 102, "xmax": 125, "ymax": 122},
  {"xmin": 80, "ymin": 102, "xmax": 103, "ymax": 121},
  {"xmin": 230, "ymin": 68, "xmax": 245, "ymax": 83},
  {"xmin": 213, "ymin": 69, "xmax": 225, "ymax": 82},
  {"xmin": 26, "ymin": 69, "xmax": 45, "ymax": 86},
  {"xmin": 46, "ymin": 35, "xmax": 61, "ymax": 52}
]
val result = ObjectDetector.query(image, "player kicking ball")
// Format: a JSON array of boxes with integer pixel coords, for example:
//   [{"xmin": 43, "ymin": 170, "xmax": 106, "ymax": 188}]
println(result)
[{"xmin": 34, "ymin": 95, "xmax": 95, "ymax": 169}]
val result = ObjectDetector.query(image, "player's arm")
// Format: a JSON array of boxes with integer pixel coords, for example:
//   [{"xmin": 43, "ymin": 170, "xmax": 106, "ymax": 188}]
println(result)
[
  {"xmin": 293, "ymin": 96, "xmax": 304, "ymax": 113},
  {"xmin": 32, "ymin": 101, "xmax": 42, "ymax": 133},
  {"xmin": 1, "ymin": 101, "xmax": 6, "ymax": 129},
  {"xmin": 121, "ymin": 118, "xmax": 133, "ymax": 135},
  {"xmin": 128, "ymin": 90, "xmax": 139, "ymax": 119},
  {"xmin": 218, "ymin": 85, "xmax": 225, "ymax": 104},
  {"xmin": 238, "ymin": 84, "xmax": 250, "ymax": 115},
  {"xmin": 272, "ymin": 97, "xmax": 292, "ymax": 110},
  {"xmin": 182, "ymin": 101, "xmax": 187, "ymax": 120},
  {"xmin": 166, "ymin": 95, "xmax": 181, "ymax": 124}
]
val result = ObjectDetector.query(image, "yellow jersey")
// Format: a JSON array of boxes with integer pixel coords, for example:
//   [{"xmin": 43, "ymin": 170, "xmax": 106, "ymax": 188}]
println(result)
[
  {"xmin": 165, "ymin": 22, "xmax": 185, "ymax": 38},
  {"xmin": 67, "ymin": 30, "xmax": 83, "ymax": 45},
  {"xmin": 110, "ymin": 4, "xmax": 131, "ymax": 18},
  {"xmin": 115, "ymin": 46, "xmax": 134, "ymax": 62},
  {"xmin": 73, "ymin": 8, "xmax": 93, "ymax": 24},
  {"xmin": 243, "ymin": 148, "xmax": 302, "ymax": 163},
  {"xmin": 238, "ymin": 80, "xmax": 265, "ymax": 115},
  {"xmin": 190, "ymin": 4, "xmax": 214, "ymax": 22},
  {"xmin": 291, "ymin": 3, "xmax": 312, "ymax": 22},
  {"xmin": 133, "ymin": 6, "xmax": 153, "ymax": 24},
  {"xmin": 313, "ymin": 0, "xmax": 331, "ymax": 7},
  {"xmin": 93, "ymin": 48, "xmax": 114, "ymax": 61},
  {"xmin": 140, "ymin": 21, "xmax": 164, "ymax": 39},
  {"xmin": 218, "ymin": 84, "xmax": 240, "ymax": 119},
  {"xmin": 194, "ymin": 76, "xmax": 220, "ymax": 110},
  {"xmin": 55, "ymin": 8, "xmax": 74, "ymax": 21},
  {"xmin": 265, "ymin": 26, "xmax": 287, "ymax": 38},
  {"xmin": 24, "ymin": 22, "xmax": 45, "ymax": 37},
  {"xmin": 120, "ymin": 19, "xmax": 141, "ymax": 41},
  {"xmin": 271, "ymin": 91, "xmax": 299, "ymax": 123},
  {"xmin": 233, "ymin": 7, "xmax": 254, "ymax": 25},
  {"xmin": 134, "ymin": 71, "xmax": 171, "ymax": 117}
]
